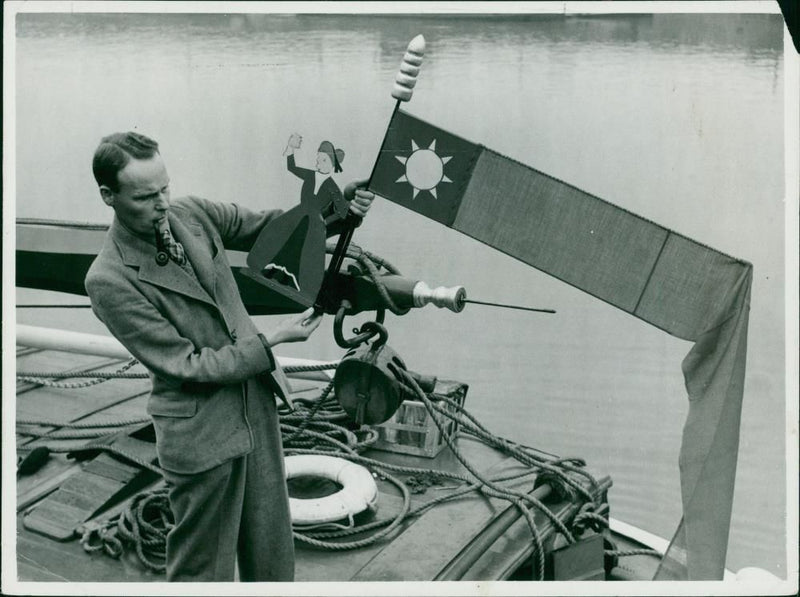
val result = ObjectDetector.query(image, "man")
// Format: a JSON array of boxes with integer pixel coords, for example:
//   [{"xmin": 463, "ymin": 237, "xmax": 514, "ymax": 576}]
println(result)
[{"xmin": 85, "ymin": 131, "xmax": 373, "ymax": 581}]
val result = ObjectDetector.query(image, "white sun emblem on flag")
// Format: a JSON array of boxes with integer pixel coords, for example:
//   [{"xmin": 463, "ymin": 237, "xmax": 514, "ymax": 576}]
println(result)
[{"xmin": 395, "ymin": 139, "xmax": 453, "ymax": 199}]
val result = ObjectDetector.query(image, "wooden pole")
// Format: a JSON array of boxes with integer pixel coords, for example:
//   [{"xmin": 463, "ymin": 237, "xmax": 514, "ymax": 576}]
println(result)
[{"xmin": 318, "ymin": 35, "xmax": 427, "ymax": 308}]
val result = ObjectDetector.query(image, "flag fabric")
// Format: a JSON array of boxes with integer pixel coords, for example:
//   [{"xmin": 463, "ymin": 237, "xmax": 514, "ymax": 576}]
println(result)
[
  {"xmin": 656, "ymin": 266, "xmax": 752, "ymax": 580},
  {"xmin": 369, "ymin": 109, "xmax": 753, "ymax": 580}
]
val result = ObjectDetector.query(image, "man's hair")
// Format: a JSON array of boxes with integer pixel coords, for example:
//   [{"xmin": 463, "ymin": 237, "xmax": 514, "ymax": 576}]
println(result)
[{"xmin": 92, "ymin": 132, "xmax": 160, "ymax": 191}]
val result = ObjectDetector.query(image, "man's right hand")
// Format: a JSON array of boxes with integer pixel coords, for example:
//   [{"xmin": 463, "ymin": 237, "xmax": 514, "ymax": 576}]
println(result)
[{"xmin": 264, "ymin": 307, "xmax": 322, "ymax": 345}]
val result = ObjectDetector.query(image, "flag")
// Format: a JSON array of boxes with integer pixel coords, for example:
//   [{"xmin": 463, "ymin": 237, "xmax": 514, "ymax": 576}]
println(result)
[{"xmin": 369, "ymin": 108, "xmax": 753, "ymax": 580}]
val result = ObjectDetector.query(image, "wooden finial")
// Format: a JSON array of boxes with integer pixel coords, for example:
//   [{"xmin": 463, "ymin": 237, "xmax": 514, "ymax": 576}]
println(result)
[{"xmin": 392, "ymin": 34, "xmax": 426, "ymax": 102}]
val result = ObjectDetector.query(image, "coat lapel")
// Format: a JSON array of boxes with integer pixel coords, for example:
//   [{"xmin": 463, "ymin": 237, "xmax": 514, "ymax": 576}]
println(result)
[
  {"xmin": 111, "ymin": 217, "xmax": 216, "ymax": 307},
  {"xmin": 170, "ymin": 214, "xmax": 219, "ymax": 299}
]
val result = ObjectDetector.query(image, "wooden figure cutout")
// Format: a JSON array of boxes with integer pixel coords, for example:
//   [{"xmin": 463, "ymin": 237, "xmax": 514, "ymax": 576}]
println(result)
[{"xmin": 245, "ymin": 134, "xmax": 350, "ymax": 307}]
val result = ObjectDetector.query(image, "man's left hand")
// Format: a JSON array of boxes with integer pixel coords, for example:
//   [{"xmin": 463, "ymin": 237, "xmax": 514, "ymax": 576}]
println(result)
[{"xmin": 346, "ymin": 182, "xmax": 375, "ymax": 218}]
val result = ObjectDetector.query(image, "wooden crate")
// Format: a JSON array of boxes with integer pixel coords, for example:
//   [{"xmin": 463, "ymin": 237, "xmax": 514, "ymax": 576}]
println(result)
[{"xmin": 371, "ymin": 380, "xmax": 468, "ymax": 458}]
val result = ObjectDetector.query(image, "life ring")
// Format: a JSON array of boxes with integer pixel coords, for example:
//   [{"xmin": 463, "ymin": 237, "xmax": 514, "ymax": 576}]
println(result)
[{"xmin": 284, "ymin": 455, "xmax": 379, "ymax": 527}]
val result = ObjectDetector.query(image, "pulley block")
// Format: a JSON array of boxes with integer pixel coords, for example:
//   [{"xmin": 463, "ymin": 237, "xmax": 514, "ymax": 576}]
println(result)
[{"xmin": 333, "ymin": 322, "xmax": 435, "ymax": 426}]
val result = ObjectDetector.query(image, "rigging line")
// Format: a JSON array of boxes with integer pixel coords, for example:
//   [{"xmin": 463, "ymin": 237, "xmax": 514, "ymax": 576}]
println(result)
[
  {"xmin": 17, "ymin": 304, "xmax": 93, "ymax": 308},
  {"xmin": 462, "ymin": 298, "xmax": 556, "ymax": 314}
]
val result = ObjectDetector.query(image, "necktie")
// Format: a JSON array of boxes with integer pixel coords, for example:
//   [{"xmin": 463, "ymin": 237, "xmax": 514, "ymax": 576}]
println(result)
[{"xmin": 160, "ymin": 226, "xmax": 186, "ymax": 266}]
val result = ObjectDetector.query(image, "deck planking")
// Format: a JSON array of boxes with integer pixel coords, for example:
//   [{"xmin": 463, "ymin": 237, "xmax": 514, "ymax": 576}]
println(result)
[{"xmin": 16, "ymin": 349, "xmax": 152, "ymax": 509}]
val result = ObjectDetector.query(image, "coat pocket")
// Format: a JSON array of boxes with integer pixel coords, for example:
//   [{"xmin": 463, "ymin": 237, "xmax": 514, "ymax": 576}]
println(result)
[{"xmin": 147, "ymin": 393, "xmax": 198, "ymax": 418}]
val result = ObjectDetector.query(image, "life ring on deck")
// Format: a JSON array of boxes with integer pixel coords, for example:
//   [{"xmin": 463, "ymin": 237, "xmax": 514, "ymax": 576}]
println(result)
[{"xmin": 284, "ymin": 455, "xmax": 379, "ymax": 527}]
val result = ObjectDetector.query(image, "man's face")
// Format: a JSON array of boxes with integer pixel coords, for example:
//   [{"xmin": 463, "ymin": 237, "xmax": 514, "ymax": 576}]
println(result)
[{"xmin": 100, "ymin": 153, "xmax": 171, "ymax": 237}]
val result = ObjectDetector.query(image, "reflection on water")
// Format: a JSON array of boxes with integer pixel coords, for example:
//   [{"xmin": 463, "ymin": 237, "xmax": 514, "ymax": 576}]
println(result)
[
  {"xmin": 14, "ymin": 12, "xmax": 786, "ymax": 576},
  {"xmin": 17, "ymin": 12, "xmax": 783, "ymax": 55}
]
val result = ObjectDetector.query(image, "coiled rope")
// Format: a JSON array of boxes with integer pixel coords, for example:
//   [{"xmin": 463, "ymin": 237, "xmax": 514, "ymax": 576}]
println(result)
[{"xmin": 81, "ymin": 487, "xmax": 172, "ymax": 573}]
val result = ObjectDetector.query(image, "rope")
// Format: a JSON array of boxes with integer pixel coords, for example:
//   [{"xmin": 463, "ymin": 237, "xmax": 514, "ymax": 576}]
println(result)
[
  {"xmin": 299, "ymin": 468, "xmax": 539, "ymax": 542},
  {"xmin": 394, "ymin": 370, "xmax": 562, "ymax": 579},
  {"xmin": 426, "ymin": 392, "xmax": 598, "ymax": 510},
  {"xmin": 16, "ymin": 361, "xmax": 338, "ymax": 387},
  {"xmin": 292, "ymin": 468, "xmax": 412, "ymax": 551},
  {"xmin": 283, "ymin": 363, "xmax": 340, "ymax": 373},
  {"xmin": 282, "ymin": 381, "xmax": 335, "ymax": 444},
  {"xmin": 571, "ymin": 502, "xmax": 610, "ymax": 536},
  {"xmin": 427, "ymin": 396, "xmax": 598, "ymax": 504},
  {"xmin": 431, "ymin": 402, "xmax": 597, "ymax": 501},
  {"xmin": 282, "ymin": 367, "xmax": 604, "ymax": 580},
  {"xmin": 80, "ymin": 487, "xmax": 172, "ymax": 573},
  {"xmin": 18, "ymin": 427, "xmax": 143, "ymax": 440},
  {"xmin": 17, "ymin": 416, "xmax": 151, "ymax": 429},
  {"xmin": 607, "ymin": 548, "xmax": 663, "ymax": 558},
  {"xmin": 17, "ymin": 359, "xmax": 145, "ymax": 388},
  {"xmin": 117, "ymin": 490, "xmax": 172, "ymax": 572}
]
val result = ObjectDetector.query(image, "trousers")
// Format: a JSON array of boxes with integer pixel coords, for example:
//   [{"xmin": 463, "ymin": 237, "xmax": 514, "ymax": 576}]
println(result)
[{"xmin": 161, "ymin": 379, "xmax": 295, "ymax": 581}]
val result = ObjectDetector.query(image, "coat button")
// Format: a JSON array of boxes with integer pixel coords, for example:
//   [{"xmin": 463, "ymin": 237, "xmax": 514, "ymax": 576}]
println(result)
[{"xmin": 230, "ymin": 329, "xmax": 238, "ymax": 340}]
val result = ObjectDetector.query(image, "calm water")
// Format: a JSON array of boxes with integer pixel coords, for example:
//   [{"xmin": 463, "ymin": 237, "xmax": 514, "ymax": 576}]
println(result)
[{"xmin": 13, "ymin": 12, "xmax": 787, "ymax": 576}]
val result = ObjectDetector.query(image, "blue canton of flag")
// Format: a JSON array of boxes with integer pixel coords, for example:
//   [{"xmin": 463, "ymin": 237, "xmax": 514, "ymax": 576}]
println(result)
[{"xmin": 368, "ymin": 110, "xmax": 481, "ymax": 227}]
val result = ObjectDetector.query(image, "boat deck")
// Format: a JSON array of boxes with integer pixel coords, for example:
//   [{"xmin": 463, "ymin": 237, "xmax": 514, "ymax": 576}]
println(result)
[{"xmin": 15, "ymin": 346, "xmax": 655, "ymax": 583}]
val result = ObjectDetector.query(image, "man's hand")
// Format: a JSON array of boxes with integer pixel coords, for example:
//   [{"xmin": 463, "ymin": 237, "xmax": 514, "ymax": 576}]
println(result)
[
  {"xmin": 345, "ymin": 180, "xmax": 375, "ymax": 218},
  {"xmin": 264, "ymin": 308, "xmax": 322, "ymax": 346}
]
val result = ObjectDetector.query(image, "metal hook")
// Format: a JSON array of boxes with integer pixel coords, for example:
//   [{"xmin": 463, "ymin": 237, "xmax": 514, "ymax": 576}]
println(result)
[{"xmin": 333, "ymin": 300, "xmax": 387, "ymax": 348}]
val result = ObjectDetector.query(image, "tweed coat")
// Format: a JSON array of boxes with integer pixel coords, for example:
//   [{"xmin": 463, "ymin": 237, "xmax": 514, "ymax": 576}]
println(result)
[{"xmin": 85, "ymin": 196, "xmax": 285, "ymax": 474}]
